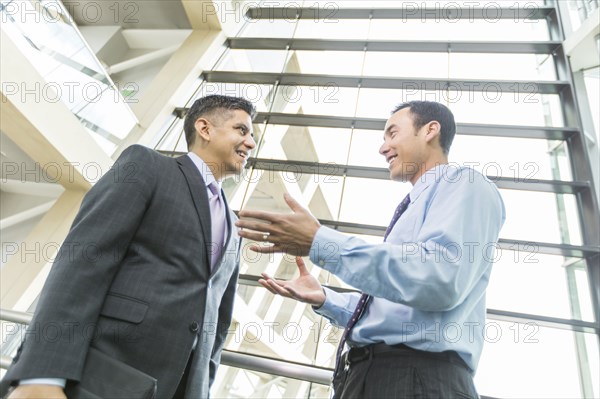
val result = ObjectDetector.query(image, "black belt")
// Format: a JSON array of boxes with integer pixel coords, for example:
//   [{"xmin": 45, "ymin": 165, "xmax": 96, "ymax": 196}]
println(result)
[{"xmin": 343, "ymin": 343, "xmax": 472, "ymax": 374}]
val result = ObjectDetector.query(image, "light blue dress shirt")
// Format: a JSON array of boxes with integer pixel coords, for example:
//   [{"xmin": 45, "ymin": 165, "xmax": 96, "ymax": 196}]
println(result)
[
  {"xmin": 19, "ymin": 152, "xmax": 219, "ymax": 388},
  {"xmin": 310, "ymin": 164, "xmax": 505, "ymax": 372}
]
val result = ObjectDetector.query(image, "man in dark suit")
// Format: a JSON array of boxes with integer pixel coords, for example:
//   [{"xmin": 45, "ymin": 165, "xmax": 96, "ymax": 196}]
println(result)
[{"xmin": 2, "ymin": 95, "xmax": 256, "ymax": 399}]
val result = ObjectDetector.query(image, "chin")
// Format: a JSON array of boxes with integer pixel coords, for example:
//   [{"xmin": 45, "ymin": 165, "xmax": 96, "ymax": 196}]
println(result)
[{"xmin": 226, "ymin": 163, "xmax": 244, "ymax": 175}]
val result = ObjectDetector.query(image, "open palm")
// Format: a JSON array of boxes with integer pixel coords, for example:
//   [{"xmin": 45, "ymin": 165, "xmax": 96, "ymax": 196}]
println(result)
[{"xmin": 258, "ymin": 257, "xmax": 326, "ymax": 307}]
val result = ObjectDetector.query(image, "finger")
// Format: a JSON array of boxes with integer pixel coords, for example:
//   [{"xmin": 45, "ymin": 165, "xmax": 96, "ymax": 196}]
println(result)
[
  {"xmin": 238, "ymin": 209, "xmax": 281, "ymax": 222},
  {"xmin": 238, "ymin": 230, "xmax": 275, "ymax": 243},
  {"xmin": 258, "ymin": 279, "xmax": 278, "ymax": 295},
  {"xmin": 248, "ymin": 243, "xmax": 283, "ymax": 254},
  {"xmin": 260, "ymin": 272, "xmax": 273, "ymax": 280},
  {"xmin": 283, "ymin": 193, "xmax": 305, "ymax": 213},
  {"xmin": 236, "ymin": 220, "xmax": 273, "ymax": 233},
  {"xmin": 295, "ymin": 256, "xmax": 309, "ymax": 276},
  {"xmin": 265, "ymin": 279, "xmax": 294, "ymax": 298},
  {"xmin": 260, "ymin": 273, "xmax": 286, "ymax": 288}
]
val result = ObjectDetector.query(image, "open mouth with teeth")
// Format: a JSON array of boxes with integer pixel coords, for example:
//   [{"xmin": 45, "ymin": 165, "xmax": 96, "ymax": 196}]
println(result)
[
  {"xmin": 387, "ymin": 155, "xmax": 398, "ymax": 168},
  {"xmin": 236, "ymin": 150, "xmax": 248, "ymax": 160}
]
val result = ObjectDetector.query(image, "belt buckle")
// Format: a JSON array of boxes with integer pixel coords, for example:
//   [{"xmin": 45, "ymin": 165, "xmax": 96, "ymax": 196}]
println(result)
[{"xmin": 348, "ymin": 346, "xmax": 370, "ymax": 365}]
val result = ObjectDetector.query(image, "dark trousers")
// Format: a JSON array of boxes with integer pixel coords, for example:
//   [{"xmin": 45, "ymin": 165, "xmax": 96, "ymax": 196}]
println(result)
[{"xmin": 332, "ymin": 343, "xmax": 479, "ymax": 399}]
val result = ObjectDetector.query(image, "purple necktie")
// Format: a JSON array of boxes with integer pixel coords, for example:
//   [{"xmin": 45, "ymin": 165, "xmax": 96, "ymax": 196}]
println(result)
[
  {"xmin": 208, "ymin": 182, "xmax": 226, "ymax": 270},
  {"xmin": 334, "ymin": 193, "xmax": 411, "ymax": 371}
]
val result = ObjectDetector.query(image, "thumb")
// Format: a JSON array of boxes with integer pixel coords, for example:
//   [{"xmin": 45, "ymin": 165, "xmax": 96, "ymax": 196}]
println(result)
[
  {"xmin": 284, "ymin": 193, "xmax": 305, "ymax": 213},
  {"xmin": 296, "ymin": 256, "xmax": 309, "ymax": 276}
]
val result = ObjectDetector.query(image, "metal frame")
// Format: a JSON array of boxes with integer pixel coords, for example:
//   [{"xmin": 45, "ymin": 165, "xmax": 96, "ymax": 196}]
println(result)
[
  {"xmin": 202, "ymin": 71, "xmax": 569, "ymax": 94},
  {"xmin": 173, "ymin": 110, "xmax": 580, "ymax": 140},
  {"xmin": 550, "ymin": 0, "xmax": 600, "ymax": 334},
  {"xmin": 227, "ymin": 38, "xmax": 563, "ymax": 54},
  {"xmin": 245, "ymin": 6, "xmax": 555, "ymax": 20},
  {"xmin": 157, "ymin": 151, "xmax": 594, "ymax": 196}
]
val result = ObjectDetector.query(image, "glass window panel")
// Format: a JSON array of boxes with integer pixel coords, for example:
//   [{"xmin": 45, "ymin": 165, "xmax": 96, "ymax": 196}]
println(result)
[
  {"xmin": 348, "ymin": 129, "xmax": 389, "ymax": 169},
  {"xmin": 151, "ymin": 116, "xmax": 183, "ymax": 151},
  {"xmin": 240, "ymin": 19, "xmax": 298, "ymax": 38},
  {"xmin": 499, "ymin": 190, "xmax": 582, "ymax": 245},
  {"xmin": 1, "ymin": 2, "xmax": 136, "ymax": 152},
  {"xmin": 312, "ymin": 317, "xmax": 341, "ymax": 370},
  {"xmin": 369, "ymin": 19, "xmax": 550, "ymax": 41},
  {"xmin": 255, "ymin": 124, "xmax": 352, "ymax": 164},
  {"xmin": 226, "ymin": 284, "xmax": 324, "ymax": 365},
  {"xmin": 198, "ymin": 82, "xmax": 274, "ymax": 112},
  {"xmin": 212, "ymin": 365, "xmax": 331, "ymax": 398},
  {"xmin": 475, "ymin": 322, "xmax": 594, "ymax": 398},
  {"xmin": 339, "ymin": 177, "xmax": 411, "ymax": 226},
  {"xmin": 271, "ymin": 86, "xmax": 359, "ymax": 117},
  {"xmin": 451, "ymin": 136, "xmax": 573, "ymax": 181},
  {"xmin": 155, "ymin": 126, "xmax": 187, "ymax": 153},
  {"xmin": 232, "ymin": 170, "xmax": 343, "ymax": 221},
  {"xmin": 562, "ymin": 193, "xmax": 583, "ymax": 245},
  {"xmin": 574, "ymin": 262, "xmax": 596, "ymax": 322},
  {"xmin": 585, "ymin": 332, "xmax": 600, "ymax": 398},
  {"xmin": 293, "ymin": 51, "xmax": 364, "ymax": 76},
  {"xmin": 75, "ymin": 86, "xmax": 136, "ymax": 139},
  {"xmin": 217, "ymin": 49, "xmax": 289, "ymax": 73},
  {"xmin": 218, "ymin": 50, "xmax": 365, "ymax": 76},
  {"xmin": 294, "ymin": 19, "xmax": 371, "ymax": 40},
  {"xmin": 357, "ymin": 89, "xmax": 564, "ymax": 127},
  {"xmin": 239, "ymin": 249, "xmax": 331, "ymax": 286},
  {"xmin": 450, "ymin": 53, "xmax": 557, "ymax": 81},
  {"xmin": 583, "ymin": 67, "xmax": 600, "ymax": 141},
  {"xmin": 446, "ymin": 90, "xmax": 563, "ymax": 127},
  {"xmin": 363, "ymin": 52, "xmax": 449, "ymax": 79},
  {"xmin": 487, "ymin": 252, "xmax": 593, "ymax": 321}
]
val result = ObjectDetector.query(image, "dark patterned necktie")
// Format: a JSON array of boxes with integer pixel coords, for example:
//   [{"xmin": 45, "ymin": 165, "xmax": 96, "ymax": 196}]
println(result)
[{"xmin": 334, "ymin": 193, "xmax": 411, "ymax": 371}]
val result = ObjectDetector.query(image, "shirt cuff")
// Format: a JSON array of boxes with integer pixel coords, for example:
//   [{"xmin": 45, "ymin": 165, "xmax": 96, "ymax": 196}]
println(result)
[
  {"xmin": 19, "ymin": 378, "xmax": 67, "ymax": 387},
  {"xmin": 312, "ymin": 287, "xmax": 358, "ymax": 328}
]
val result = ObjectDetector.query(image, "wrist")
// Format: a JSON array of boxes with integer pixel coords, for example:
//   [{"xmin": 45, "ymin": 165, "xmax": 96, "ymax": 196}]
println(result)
[{"xmin": 312, "ymin": 288, "xmax": 326, "ymax": 309}]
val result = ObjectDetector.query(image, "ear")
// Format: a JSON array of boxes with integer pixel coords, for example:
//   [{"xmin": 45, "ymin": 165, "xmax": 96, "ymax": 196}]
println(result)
[
  {"xmin": 424, "ymin": 121, "xmax": 441, "ymax": 145},
  {"xmin": 194, "ymin": 118, "xmax": 211, "ymax": 142}
]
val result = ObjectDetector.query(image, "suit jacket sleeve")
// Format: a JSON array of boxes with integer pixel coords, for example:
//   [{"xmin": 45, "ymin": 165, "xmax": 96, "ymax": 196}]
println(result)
[{"xmin": 3, "ymin": 145, "xmax": 157, "ymax": 384}]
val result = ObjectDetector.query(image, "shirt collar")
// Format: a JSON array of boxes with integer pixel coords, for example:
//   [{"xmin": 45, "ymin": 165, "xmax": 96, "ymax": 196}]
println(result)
[
  {"xmin": 409, "ymin": 163, "xmax": 450, "ymax": 203},
  {"xmin": 187, "ymin": 152, "xmax": 222, "ymax": 191}
]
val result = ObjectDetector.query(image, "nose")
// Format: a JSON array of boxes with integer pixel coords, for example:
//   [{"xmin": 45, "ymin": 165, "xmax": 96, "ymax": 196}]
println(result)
[
  {"xmin": 246, "ymin": 135, "xmax": 257, "ymax": 151},
  {"xmin": 379, "ymin": 141, "xmax": 389, "ymax": 156}
]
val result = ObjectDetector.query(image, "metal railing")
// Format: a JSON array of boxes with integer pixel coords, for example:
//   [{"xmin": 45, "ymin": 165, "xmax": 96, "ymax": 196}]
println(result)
[{"xmin": 0, "ymin": 308, "xmax": 332, "ymax": 385}]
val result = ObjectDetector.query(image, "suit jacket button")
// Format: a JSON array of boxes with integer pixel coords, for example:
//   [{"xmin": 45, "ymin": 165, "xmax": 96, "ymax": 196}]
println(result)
[{"xmin": 189, "ymin": 321, "xmax": 200, "ymax": 333}]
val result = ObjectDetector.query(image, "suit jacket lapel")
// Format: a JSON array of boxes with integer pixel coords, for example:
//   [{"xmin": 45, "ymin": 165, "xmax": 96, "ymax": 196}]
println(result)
[{"xmin": 177, "ymin": 155, "xmax": 212, "ymax": 269}]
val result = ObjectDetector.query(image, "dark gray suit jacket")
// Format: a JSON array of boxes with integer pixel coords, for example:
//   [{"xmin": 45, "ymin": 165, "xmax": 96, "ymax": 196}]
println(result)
[{"xmin": 2, "ymin": 145, "xmax": 240, "ymax": 398}]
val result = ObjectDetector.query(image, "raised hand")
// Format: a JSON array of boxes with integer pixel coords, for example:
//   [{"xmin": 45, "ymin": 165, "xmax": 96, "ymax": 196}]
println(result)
[
  {"xmin": 258, "ymin": 257, "xmax": 326, "ymax": 307},
  {"xmin": 236, "ymin": 193, "xmax": 321, "ymax": 256}
]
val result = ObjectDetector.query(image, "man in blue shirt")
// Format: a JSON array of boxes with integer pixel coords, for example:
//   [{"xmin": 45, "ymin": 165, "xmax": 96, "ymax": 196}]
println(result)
[{"xmin": 236, "ymin": 101, "xmax": 505, "ymax": 398}]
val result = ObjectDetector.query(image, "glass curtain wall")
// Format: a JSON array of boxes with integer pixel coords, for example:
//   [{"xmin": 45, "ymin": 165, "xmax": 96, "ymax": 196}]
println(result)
[
  {"xmin": 153, "ymin": 1, "xmax": 600, "ymax": 397},
  {"xmin": 0, "ymin": 0, "xmax": 138, "ymax": 155}
]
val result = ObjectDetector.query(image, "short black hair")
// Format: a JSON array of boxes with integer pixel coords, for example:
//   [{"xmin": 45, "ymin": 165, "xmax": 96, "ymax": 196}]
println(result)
[
  {"xmin": 392, "ymin": 101, "xmax": 456, "ymax": 154},
  {"xmin": 184, "ymin": 95, "xmax": 256, "ymax": 149}
]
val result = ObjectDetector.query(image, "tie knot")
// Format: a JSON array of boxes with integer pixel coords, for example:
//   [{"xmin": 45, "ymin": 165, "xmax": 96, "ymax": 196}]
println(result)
[{"xmin": 208, "ymin": 182, "xmax": 220, "ymax": 197}]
